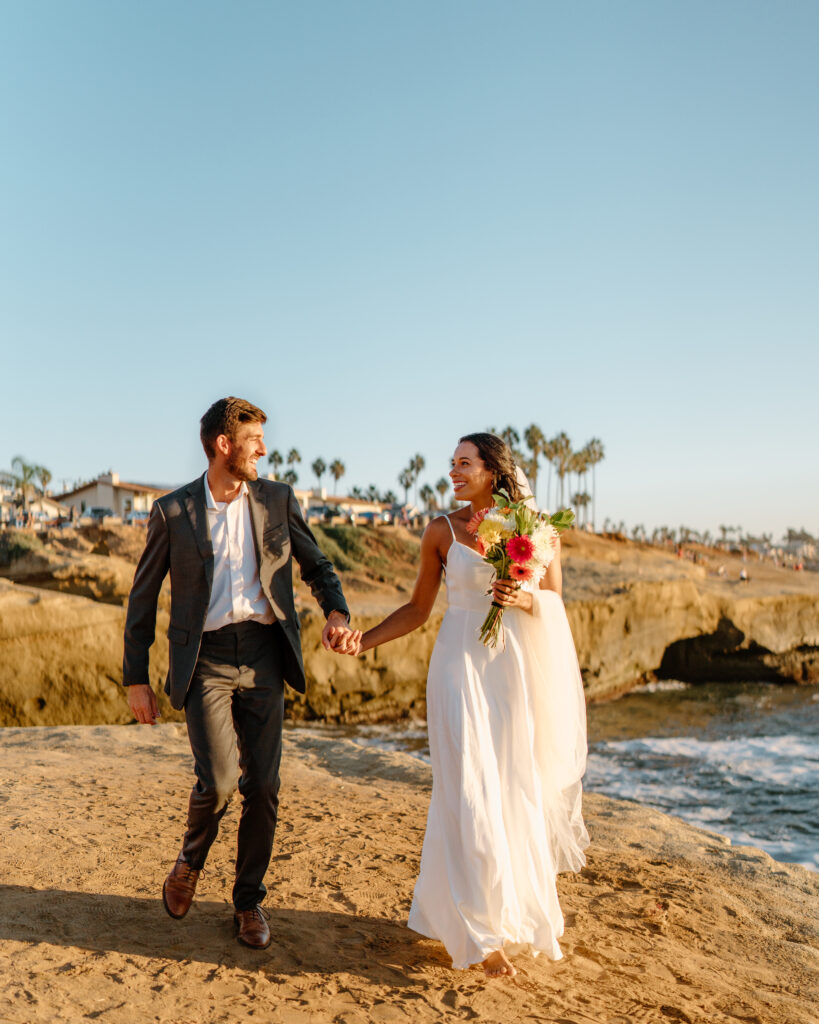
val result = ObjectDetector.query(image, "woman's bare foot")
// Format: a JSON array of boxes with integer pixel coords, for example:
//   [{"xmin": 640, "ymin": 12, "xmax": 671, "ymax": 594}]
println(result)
[{"xmin": 482, "ymin": 949, "xmax": 517, "ymax": 978}]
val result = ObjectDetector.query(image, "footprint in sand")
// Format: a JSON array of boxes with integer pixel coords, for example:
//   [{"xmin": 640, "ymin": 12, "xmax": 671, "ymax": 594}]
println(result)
[{"xmin": 328, "ymin": 889, "xmax": 357, "ymax": 913}]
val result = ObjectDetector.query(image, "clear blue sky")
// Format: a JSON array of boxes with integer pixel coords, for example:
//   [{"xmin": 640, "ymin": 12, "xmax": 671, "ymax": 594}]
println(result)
[{"xmin": 2, "ymin": 1, "xmax": 817, "ymax": 539}]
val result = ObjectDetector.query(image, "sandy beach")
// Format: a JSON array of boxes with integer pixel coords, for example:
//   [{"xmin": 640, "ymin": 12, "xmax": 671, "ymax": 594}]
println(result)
[{"xmin": 1, "ymin": 723, "xmax": 816, "ymax": 1024}]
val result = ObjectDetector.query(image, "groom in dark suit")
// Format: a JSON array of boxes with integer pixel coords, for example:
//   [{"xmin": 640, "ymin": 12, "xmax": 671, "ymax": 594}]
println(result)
[{"xmin": 123, "ymin": 396, "xmax": 358, "ymax": 949}]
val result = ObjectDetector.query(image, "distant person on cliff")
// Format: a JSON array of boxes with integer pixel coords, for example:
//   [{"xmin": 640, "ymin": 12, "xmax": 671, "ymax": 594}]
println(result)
[
  {"xmin": 333, "ymin": 433, "xmax": 588, "ymax": 978},
  {"xmin": 122, "ymin": 396, "xmax": 359, "ymax": 950}
]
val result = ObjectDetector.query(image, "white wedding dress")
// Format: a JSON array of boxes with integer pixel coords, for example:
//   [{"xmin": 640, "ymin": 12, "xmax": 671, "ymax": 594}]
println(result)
[{"xmin": 408, "ymin": 516, "xmax": 589, "ymax": 969}]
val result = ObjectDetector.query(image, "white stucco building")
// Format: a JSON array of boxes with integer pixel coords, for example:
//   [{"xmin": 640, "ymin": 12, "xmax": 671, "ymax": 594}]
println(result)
[{"xmin": 58, "ymin": 472, "xmax": 169, "ymax": 518}]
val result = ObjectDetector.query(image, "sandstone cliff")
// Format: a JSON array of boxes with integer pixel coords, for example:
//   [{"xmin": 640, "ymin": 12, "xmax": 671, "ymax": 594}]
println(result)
[
  {"xmin": 2, "ymin": 560, "xmax": 817, "ymax": 725},
  {"xmin": 293, "ymin": 579, "xmax": 819, "ymax": 718}
]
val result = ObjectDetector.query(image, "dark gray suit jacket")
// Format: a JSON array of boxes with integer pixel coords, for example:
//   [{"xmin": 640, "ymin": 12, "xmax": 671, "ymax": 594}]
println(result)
[{"xmin": 122, "ymin": 474, "xmax": 349, "ymax": 709}]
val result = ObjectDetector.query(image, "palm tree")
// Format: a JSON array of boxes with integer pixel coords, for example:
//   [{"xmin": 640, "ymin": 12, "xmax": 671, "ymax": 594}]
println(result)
[
  {"xmin": 499, "ymin": 425, "xmax": 531, "ymax": 473},
  {"xmin": 282, "ymin": 468, "xmax": 298, "ymax": 487},
  {"xmin": 420, "ymin": 483, "xmax": 436, "ymax": 512},
  {"xmin": 329, "ymin": 459, "xmax": 345, "ymax": 495},
  {"xmin": 398, "ymin": 467, "xmax": 414, "ymax": 506},
  {"xmin": 568, "ymin": 450, "xmax": 587, "ymax": 505},
  {"xmin": 366, "ymin": 484, "xmax": 380, "ymax": 502},
  {"xmin": 571, "ymin": 491, "xmax": 591, "ymax": 527},
  {"xmin": 435, "ymin": 476, "xmax": 449, "ymax": 508},
  {"xmin": 542, "ymin": 436, "xmax": 558, "ymax": 511},
  {"xmin": 585, "ymin": 438, "xmax": 604, "ymax": 531},
  {"xmin": 11, "ymin": 456, "xmax": 38, "ymax": 515},
  {"xmin": 311, "ymin": 458, "xmax": 327, "ymax": 489},
  {"xmin": 582, "ymin": 448, "xmax": 594, "ymax": 498},
  {"xmin": 582, "ymin": 493, "xmax": 593, "ymax": 527},
  {"xmin": 382, "ymin": 490, "xmax": 397, "ymax": 505},
  {"xmin": 499, "ymin": 426, "xmax": 520, "ymax": 451},
  {"xmin": 287, "ymin": 448, "xmax": 301, "ymax": 472},
  {"xmin": 267, "ymin": 449, "xmax": 283, "ymax": 478},
  {"xmin": 523, "ymin": 424, "xmax": 545, "ymax": 502},
  {"xmin": 36, "ymin": 465, "xmax": 52, "ymax": 496},
  {"xmin": 411, "ymin": 454, "xmax": 425, "ymax": 506},
  {"xmin": 351, "ymin": 486, "xmax": 364, "ymax": 500},
  {"xmin": 552, "ymin": 433, "xmax": 572, "ymax": 508}
]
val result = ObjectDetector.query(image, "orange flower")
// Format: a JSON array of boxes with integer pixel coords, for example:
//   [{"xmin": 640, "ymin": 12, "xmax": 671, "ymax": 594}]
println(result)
[
  {"xmin": 466, "ymin": 507, "xmax": 490, "ymax": 535},
  {"xmin": 509, "ymin": 563, "xmax": 534, "ymax": 582}
]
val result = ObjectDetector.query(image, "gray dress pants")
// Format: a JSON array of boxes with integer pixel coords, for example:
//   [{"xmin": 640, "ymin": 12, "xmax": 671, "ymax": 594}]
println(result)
[{"xmin": 181, "ymin": 620, "xmax": 285, "ymax": 911}]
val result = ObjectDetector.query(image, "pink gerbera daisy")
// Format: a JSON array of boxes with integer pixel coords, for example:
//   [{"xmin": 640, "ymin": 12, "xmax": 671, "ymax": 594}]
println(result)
[
  {"xmin": 466, "ymin": 507, "xmax": 490, "ymax": 536},
  {"xmin": 475, "ymin": 536, "xmax": 488, "ymax": 556},
  {"xmin": 509, "ymin": 563, "xmax": 534, "ymax": 582},
  {"xmin": 507, "ymin": 534, "xmax": 535, "ymax": 564}
]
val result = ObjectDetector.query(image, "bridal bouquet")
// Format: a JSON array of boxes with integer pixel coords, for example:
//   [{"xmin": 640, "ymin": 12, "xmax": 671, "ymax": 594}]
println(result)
[{"xmin": 466, "ymin": 490, "xmax": 575, "ymax": 648}]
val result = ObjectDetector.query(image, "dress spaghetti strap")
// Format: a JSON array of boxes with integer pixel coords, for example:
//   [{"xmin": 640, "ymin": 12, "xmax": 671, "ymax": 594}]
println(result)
[{"xmin": 440, "ymin": 514, "xmax": 456, "ymax": 541}]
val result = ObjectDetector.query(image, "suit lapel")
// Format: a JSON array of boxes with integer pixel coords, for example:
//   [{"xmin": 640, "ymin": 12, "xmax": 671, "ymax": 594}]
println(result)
[
  {"xmin": 247, "ymin": 480, "xmax": 266, "ymax": 567},
  {"xmin": 184, "ymin": 476, "xmax": 215, "ymax": 587}
]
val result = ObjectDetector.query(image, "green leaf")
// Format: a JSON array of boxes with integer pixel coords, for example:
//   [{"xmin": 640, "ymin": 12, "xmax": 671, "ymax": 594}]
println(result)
[{"xmin": 549, "ymin": 508, "xmax": 576, "ymax": 532}]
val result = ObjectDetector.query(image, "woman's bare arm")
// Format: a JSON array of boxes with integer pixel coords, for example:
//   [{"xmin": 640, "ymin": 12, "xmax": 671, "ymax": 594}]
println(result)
[
  {"xmin": 539, "ymin": 534, "xmax": 562, "ymax": 597},
  {"xmin": 358, "ymin": 519, "xmax": 448, "ymax": 653}
]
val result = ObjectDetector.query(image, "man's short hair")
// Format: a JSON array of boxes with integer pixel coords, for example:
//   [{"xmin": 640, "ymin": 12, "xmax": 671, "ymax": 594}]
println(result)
[{"xmin": 200, "ymin": 397, "xmax": 267, "ymax": 458}]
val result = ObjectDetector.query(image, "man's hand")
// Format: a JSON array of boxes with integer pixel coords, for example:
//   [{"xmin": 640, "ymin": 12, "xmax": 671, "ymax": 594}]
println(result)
[
  {"xmin": 331, "ymin": 631, "xmax": 363, "ymax": 656},
  {"xmin": 322, "ymin": 610, "xmax": 362, "ymax": 655},
  {"xmin": 128, "ymin": 684, "xmax": 161, "ymax": 725}
]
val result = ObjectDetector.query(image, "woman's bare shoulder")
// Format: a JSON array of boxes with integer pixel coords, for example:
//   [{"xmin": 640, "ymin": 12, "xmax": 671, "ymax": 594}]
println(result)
[{"xmin": 422, "ymin": 514, "xmax": 453, "ymax": 544}]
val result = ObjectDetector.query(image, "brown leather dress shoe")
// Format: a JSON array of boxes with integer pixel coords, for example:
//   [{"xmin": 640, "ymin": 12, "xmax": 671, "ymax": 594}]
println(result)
[
  {"xmin": 162, "ymin": 857, "xmax": 201, "ymax": 919},
  {"xmin": 234, "ymin": 906, "xmax": 271, "ymax": 949}
]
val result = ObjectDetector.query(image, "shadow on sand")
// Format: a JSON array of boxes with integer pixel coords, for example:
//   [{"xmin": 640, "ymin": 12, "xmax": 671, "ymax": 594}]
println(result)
[{"xmin": 0, "ymin": 884, "xmax": 442, "ymax": 985}]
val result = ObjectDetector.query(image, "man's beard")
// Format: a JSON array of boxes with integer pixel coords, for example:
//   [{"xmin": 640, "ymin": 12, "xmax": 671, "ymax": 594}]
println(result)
[{"xmin": 226, "ymin": 450, "xmax": 258, "ymax": 482}]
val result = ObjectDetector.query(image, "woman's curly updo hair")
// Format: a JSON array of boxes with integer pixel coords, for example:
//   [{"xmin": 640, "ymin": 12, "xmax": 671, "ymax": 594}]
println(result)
[{"xmin": 458, "ymin": 432, "xmax": 523, "ymax": 502}]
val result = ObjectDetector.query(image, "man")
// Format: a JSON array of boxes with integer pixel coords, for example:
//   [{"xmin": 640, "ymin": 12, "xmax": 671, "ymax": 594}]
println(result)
[{"xmin": 123, "ymin": 396, "xmax": 358, "ymax": 949}]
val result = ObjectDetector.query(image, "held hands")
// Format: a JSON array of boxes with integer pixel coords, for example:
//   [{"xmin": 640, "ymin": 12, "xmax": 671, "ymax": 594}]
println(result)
[
  {"xmin": 491, "ymin": 579, "xmax": 534, "ymax": 613},
  {"xmin": 322, "ymin": 610, "xmax": 362, "ymax": 656}
]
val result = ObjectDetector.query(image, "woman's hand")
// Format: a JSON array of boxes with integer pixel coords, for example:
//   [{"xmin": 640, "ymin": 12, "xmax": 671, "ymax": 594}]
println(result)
[
  {"xmin": 327, "ymin": 628, "xmax": 363, "ymax": 655},
  {"xmin": 491, "ymin": 579, "xmax": 533, "ymax": 613}
]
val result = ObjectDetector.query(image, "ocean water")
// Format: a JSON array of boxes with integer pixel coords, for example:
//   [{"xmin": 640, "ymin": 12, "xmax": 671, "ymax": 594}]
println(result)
[
  {"xmin": 301, "ymin": 681, "xmax": 819, "ymax": 872},
  {"xmin": 584, "ymin": 680, "xmax": 819, "ymax": 871}
]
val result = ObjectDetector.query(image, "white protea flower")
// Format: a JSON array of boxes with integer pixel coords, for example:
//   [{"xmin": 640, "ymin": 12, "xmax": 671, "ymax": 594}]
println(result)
[{"xmin": 532, "ymin": 523, "xmax": 559, "ymax": 567}]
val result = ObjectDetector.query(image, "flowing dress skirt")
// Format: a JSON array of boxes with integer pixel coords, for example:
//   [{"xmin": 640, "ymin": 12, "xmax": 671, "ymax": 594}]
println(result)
[{"xmin": 407, "ymin": 542, "xmax": 589, "ymax": 969}]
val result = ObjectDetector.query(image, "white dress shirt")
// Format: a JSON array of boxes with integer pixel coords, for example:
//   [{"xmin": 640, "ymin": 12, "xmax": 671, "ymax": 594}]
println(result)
[{"xmin": 203, "ymin": 473, "xmax": 275, "ymax": 632}]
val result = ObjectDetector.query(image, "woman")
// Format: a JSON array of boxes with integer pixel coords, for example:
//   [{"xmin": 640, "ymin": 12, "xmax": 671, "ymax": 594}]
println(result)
[{"xmin": 345, "ymin": 433, "xmax": 589, "ymax": 977}]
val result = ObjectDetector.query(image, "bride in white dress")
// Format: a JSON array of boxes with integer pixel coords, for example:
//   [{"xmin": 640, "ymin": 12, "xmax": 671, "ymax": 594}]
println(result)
[{"xmin": 349, "ymin": 433, "xmax": 589, "ymax": 978}]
